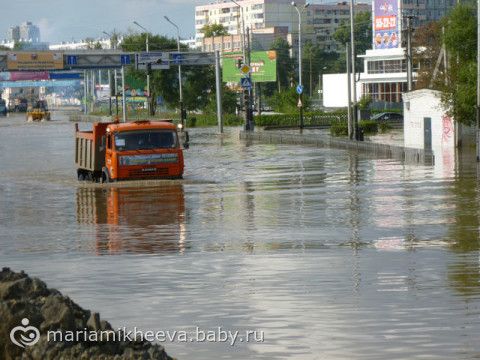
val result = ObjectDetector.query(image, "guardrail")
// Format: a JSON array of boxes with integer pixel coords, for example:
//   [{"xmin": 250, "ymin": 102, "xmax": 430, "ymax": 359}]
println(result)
[{"xmin": 240, "ymin": 131, "xmax": 434, "ymax": 165}]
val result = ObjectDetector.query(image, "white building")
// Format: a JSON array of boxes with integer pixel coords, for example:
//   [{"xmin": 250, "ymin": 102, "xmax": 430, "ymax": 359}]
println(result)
[
  {"xmin": 195, "ymin": 0, "xmax": 302, "ymax": 48},
  {"xmin": 19, "ymin": 22, "xmax": 40, "ymax": 42},
  {"xmin": 308, "ymin": 2, "xmax": 371, "ymax": 53}
]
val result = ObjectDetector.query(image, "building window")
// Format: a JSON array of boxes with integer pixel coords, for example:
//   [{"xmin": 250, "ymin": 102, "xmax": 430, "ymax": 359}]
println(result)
[
  {"xmin": 363, "ymin": 82, "xmax": 407, "ymax": 103},
  {"xmin": 367, "ymin": 60, "xmax": 406, "ymax": 74}
]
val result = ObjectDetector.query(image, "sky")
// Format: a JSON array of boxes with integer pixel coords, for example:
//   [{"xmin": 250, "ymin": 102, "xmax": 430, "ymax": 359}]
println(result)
[{"xmin": 0, "ymin": 0, "xmax": 208, "ymax": 43}]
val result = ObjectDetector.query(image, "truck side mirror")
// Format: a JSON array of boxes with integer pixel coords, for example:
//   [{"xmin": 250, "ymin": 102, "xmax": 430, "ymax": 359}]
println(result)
[{"xmin": 183, "ymin": 131, "xmax": 190, "ymax": 149}]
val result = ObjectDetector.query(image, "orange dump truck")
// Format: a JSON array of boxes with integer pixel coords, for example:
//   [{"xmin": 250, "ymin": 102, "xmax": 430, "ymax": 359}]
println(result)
[{"xmin": 75, "ymin": 120, "xmax": 188, "ymax": 182}]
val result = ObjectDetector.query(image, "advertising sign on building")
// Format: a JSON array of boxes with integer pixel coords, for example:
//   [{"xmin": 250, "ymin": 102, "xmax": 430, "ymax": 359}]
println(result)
[
  {"xmin": 223, "ymin": 51, "xmax": 277, "ymax": 83},
  {"xmin": 7, "ymin": 52, "xmax": 64, "ymax": 70},
  {"xmin": 373, "ymin": 0, "xmax": 400, "ymax": 50}
]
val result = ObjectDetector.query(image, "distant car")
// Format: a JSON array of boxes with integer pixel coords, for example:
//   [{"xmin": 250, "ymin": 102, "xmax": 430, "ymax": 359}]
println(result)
[
  {"xmin": 0, "ymin": 100, "xmax": 7, "ymax": 116},
  {"xmin": 370, "ymin": 112, "xmax": 403, "ymax": 122}
]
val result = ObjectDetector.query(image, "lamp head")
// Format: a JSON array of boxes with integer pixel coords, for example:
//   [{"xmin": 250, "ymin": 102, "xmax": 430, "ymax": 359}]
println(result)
[
  {"xmin": 305, "ymin": 2, "xmax": 310, "ymax": 8},
  {"xmin": 291, "ymin": 1, "xmax": 297, "ymax": 6}
]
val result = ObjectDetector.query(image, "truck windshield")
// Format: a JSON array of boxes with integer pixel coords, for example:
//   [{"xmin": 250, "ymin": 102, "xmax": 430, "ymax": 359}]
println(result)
[{"xmin": 114, "ymin": 130, "xmax": 177, "ymax": 151}]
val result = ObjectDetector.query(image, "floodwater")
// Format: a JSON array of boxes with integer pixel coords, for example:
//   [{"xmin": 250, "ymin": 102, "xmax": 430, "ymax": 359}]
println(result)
[{"xmin": 1, "ymin": 112, "xmax": 480, "ymax": 359}]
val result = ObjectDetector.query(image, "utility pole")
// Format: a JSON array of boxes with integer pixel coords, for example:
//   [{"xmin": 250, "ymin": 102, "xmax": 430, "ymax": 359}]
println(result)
[
  {"xmin": 83, "ymin": 70, "xmax": 87, "ymax": 115},
  {"xmin": 477, "ymin": 0, "xmax": 480, "ymax": 160},
  {"xmin": 215, "ymin": 50, "xmax": 223, "ymax": 134},
  {"xmin": 346, "ymin": 42, "xmax": 353, "ymax": 139},
  {"xmin": 164, "ymin": 16, "xmax": 185, "ymax": 130},
  {"xmin": 121, "ymin": 66, "xmax": 127, "ymax": 123},
  {"xmin": 246, "ymin": 27, "xmax": 254, "ymax": 131},
  {"xmin": 349, "ymin": 0, "xmax": 358, "ymax": 140},
  {"xmin": 292, "ymin": 1, "xmax": 310, "ymax": 130},
  {"xmin": 133, "ymin": 21, "xmax": 151, "ymax": 115},
  {"xmin": 406, "ymin": 15, "xmax": 414, "ymax": 92}
]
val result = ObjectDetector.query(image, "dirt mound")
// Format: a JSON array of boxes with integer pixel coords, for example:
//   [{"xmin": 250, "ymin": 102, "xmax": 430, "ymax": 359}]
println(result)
[{"xmin": 0, "ymin": 268, "xmax": 173, "ymax": 360}]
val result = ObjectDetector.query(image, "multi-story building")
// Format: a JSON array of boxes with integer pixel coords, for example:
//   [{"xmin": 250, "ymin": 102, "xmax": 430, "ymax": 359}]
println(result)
[
  {"xmin": 19, "ymin": 21, "xmax": 40, "ymax": 42},
  {"xmin": 200, "ymin": 26, "xmax": 289, "ymax": 53},
  {"xmin": 195, "ymin": 0, "xmax": 371, "ymax": 55},
  {"xmin": 307, "ymin": 2, "xmax": 371, "ymax": 53},
  {"xmin": 195, "ymin": 0, "xmax": 303, "ymax": 49},
  {"xmin": 7, "ymin": 26, "xmax": 20, "ymax": 42}
]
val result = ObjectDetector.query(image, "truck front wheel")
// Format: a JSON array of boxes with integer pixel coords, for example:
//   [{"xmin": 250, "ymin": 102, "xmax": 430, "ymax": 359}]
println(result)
[{"xmin": 101, "ymin": 170, "xmax": 110, "ymax": 184}]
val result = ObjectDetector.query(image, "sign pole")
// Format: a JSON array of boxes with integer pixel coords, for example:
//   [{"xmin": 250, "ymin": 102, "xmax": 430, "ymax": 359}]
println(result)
[
  {"xmin": 121, "ymin": 66, "xmax": 127, "ymax": 123},
  {"xmin": 215, "ymin": 50, "xmax": 223, "ymax": 134}
]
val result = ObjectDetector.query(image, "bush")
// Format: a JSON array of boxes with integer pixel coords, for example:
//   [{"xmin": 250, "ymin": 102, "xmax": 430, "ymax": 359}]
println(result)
[
  {"xmin": 330, "ymin": 121, "xmax": 348, "ymax": 136},
  {"xmin": 378, "ymin": 122, "xmax": 392, "ymax": 133},
  {"xmin": 267, "ymin": 88, "xmax": 311, "ymax": 113},
  {"xmin": 186, "ymin": 114, "xmax": 242, "ymax": 127},
  {"xmin": 359, "ymin": 120, "xmax": 378, "ymax": 134}
]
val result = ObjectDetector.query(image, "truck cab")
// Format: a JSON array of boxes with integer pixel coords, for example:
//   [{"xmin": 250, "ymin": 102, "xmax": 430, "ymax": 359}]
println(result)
[{"xmin": 76, "ymin": 120, "xmax": 187, "ymax": 182}]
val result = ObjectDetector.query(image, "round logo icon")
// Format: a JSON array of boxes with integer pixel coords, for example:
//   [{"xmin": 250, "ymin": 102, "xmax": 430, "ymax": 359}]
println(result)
[{"xmin": 10, "ymin": 318, "xmax": 40, "ymax": 348}]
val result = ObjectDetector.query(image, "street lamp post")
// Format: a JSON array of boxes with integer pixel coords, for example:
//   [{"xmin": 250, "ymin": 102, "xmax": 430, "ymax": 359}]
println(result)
[
  {"xmin": 230, "ymin": 0, "xmax": 253, "ymax": 130},
  {"xmin": 103, "ymin": 31, "xmax": 114, "ymax": 116},
  {"xmin": 133, "ymin": 21, "xmax": 151, "ymax": 114},
  {"xmin": 292, "ymin": 1, "xmax": 310, "ymax": 130},
  {"xmin": 164, "ymin": 16, "xmax": 185, "ymax": 130},
  {"xmin": 230, "ymin": 0, "xmax": 246, "ymax": 64}
]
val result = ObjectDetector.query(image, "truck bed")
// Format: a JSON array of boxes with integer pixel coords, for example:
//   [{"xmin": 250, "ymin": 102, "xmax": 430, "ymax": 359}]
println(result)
[{"xmin": 75, "ymin": 123, "xmax": 108, "ymax": 172}]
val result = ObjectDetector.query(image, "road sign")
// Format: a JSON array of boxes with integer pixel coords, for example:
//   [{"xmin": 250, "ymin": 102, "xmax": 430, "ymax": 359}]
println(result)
[
  {"xmin": 240, "ymin": 77, "xmax": 252, "ymax": 89},
  {"xmin": 120, "ymin": 55, "xmax": 131, "ymax": 65},
  {"xmin": 135, "ymin": 53, "xmax": 170, "ymax": 70},
  {"xmin": 240, "ymin": 64, "xmax": 250, "ymax": 75},
  {"xmin": 296, "ymin": 85, "xmax": 304, "ymax": 95},
  {"xmin": 171, "ymin": 53, "xmax": 184, "ymax": 65},
  {"xmin": 137, "ymin": 51, "xmax": 169, "ymax": 63},
  {"xmin": 169, "ymin": 52, "xmax": 215, "ymax": 66},
  {"xmin": 66, "ymin": 55, "xmax": 77, "ymax": 65},
  {"xmin": 297, "ymin": 98, "xmax": 303, "ymax": 108}
]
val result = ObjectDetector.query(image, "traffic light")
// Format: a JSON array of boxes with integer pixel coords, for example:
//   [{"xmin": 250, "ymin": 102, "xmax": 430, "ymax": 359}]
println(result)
[{"xmin": 243, "ymin": 90, "xmax": 249, "ymax": 109}]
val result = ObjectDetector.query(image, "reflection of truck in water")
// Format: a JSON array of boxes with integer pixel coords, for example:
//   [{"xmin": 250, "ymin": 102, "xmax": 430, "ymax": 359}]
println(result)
[
  {"xmin": 26, "ymin": 100, "xmax": 51, "ymax": 122},
  {"xmin": 75, "ymin": 120, "xmax": 188, "ymax": 182},
  {"xmin": 76, "ymin": 186, "xmax": 187, "ymax": 254}
]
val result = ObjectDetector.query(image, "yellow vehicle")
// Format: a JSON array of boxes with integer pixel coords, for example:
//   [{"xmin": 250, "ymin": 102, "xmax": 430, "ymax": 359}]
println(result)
[{"xmin": 27, "ymin": 100, "xmax": 51, "ymax": 122}]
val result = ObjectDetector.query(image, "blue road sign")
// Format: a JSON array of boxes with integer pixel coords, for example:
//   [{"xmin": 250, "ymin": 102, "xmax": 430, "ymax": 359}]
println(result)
[
  {"xmin": 296, "ymin": 85, "xmax": 304, "ymax": 95},
  {"xmin": 172, "ymin": 53, "xmax": 184, "ymax": 65},
  {"xmin": 240, "ymin": 77, "xmax": 252, "ymax": 89},
  {"xmin": 120, "ymin": 55, "xmax": 131, "ymax": 65},
  {"xmin": 66, "ymin": 55, "xmax": 77, "ymax": 66}
]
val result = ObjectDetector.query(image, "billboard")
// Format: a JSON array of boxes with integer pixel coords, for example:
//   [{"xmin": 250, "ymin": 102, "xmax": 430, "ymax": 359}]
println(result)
[
  {"xmin": 223, "ymin": 51, "xmax": 277, "ymax": 83},
  {"xmin": 7, "ymin": 52, "xmax": 64, "ymax": 71},
  {"xmin": 373, "ymin": 0, "xmax": 400, "ymax": 50}
]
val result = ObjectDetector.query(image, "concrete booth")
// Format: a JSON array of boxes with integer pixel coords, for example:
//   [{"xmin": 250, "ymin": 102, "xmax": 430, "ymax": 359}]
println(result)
[{"xmin": 403, "ymin": 89, "xmax": 475, "ymax": 175}]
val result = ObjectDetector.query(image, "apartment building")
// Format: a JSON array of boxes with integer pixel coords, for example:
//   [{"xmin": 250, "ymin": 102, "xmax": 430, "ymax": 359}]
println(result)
[
  {"xmin": 307, "ymin": 2, "xmax": 371, "ymax": 53},
  {"xmin": 200, "ymin": 26, "xmax": 289, "ymax": 53},
  {"xmin": 195, "ymin": 0, "xmax": 303, "ymax": 48}
]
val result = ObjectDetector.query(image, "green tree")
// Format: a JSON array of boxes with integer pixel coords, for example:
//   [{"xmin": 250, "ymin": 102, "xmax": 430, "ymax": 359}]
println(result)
[
  {"xmin": 121, "ymin": 32, "xmax": 218, "ymax": 115},
  {"xmin": 333, "ymin": 11, "xmax": 372, "ymax": 71},
  {"xmin": 0, "ymin": 45, "xmax": 9, "ymax": 50},
  {"xmin": 201, "ymin": 24, "xmax": 229, "ymax": 37},
  {"xmin": 268, "ymin": 87, "xmax": 310, "ymax": 113},
  {"xmin": 269, "ymin": 37, "xmax": 294, "ymax": 93},
  {"xmin": 13, "ymin": 41, "xmax": 27, "ymax": 50},
  {"xmin": 441, "ymin": 4, "xmax": 477, "ymax": 125}
]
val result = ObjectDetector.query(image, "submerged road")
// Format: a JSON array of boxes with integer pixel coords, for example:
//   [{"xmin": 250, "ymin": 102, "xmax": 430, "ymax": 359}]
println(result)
[{"xmin": 1, "ymin": 112, "xmax": 480, "ymax": 359}]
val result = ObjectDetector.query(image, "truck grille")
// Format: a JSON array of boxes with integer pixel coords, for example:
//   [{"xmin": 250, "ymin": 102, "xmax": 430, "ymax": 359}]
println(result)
[{"xmin": 128, "ymin": 167, "xmax": 169, "ymax": 177}]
